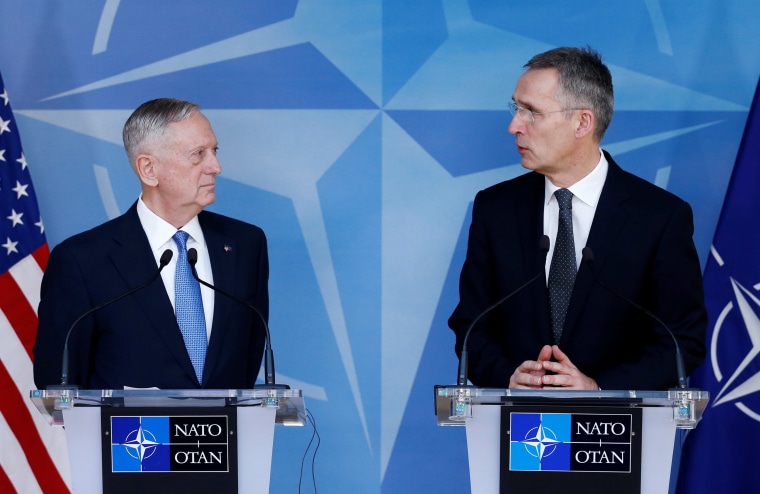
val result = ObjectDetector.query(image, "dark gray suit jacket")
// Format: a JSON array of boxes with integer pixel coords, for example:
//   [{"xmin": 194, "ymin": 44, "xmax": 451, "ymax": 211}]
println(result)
[
  {"xmin": 34, "ymin": 203, "xmax": 268, "ymax": 390},
  {"xmin": 449, "ymin": 152, "xmax": 707, "ymax": 390}
]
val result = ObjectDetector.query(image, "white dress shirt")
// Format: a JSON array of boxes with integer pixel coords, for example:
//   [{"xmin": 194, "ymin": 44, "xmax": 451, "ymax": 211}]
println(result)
[
  {"xmin": 543, "ymin": 151, "xmax": 608, "ymax": 283},
  {"xmin": 136, "ymin": 198, "xmax": 215, "ymax": 340}
]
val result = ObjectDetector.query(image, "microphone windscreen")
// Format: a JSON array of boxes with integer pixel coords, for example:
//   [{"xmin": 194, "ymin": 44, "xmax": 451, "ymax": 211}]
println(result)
[
  {"xmin": 159, "ymin": 249, "xmax": 173, "ymax": 266},
  {"xmin": 540, "ymin": 235, "xmax": 550, "ymax": 252},
  {"xmin": 581, "ymin": 246, "xmax": 594, "ymax": 263},
  {"xmin": 187, "ymin": 248, "xmax": 198, "ymax": 265}
]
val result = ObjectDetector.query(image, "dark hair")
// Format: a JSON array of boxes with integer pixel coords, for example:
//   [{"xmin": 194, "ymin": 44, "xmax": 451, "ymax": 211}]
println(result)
[
  {"xmin": 525, "ymin": 46, "xmax": 614, "ymax": 141},
  {"xmin": 122, "ymin": 98, "xmax": 201, "ymax": 165}
]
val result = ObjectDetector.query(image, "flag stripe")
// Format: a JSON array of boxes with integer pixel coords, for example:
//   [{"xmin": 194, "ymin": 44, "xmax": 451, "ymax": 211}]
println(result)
[
  {"xmin": 0, "ymin": 309, "xmax": 71, "ymax": 490},
  {"xmin": 0, "ymin": 272, "xmax": 37, "ymax": 359},
  {"xmin": 9, "ymin": 251, "xmax": 44, "ymax": 316},
  {"xmin": 0, "ymin": 461, "xmax": 20, "ymax": 494},
  {"xmin": 0, "ymin": 415, "xmax": 40, "ymax": 494},
  {"xmin": 0, "ymin": 361, "xmax": 69, "ymax": 493},
  {"xmin": 31, "ymin": 243, "xmax": 49, "ymax": 272}
]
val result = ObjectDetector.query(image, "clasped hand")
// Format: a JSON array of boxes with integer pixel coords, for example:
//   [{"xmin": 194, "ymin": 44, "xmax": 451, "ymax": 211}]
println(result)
[{"xmin": 508, "ymin": 345, "xmax": 599, "ymax": 390}]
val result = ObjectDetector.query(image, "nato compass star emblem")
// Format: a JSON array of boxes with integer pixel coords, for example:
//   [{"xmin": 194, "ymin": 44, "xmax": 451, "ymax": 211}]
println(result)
[
  {"xmin": 709, "ymin": 257, "xmax": 760, "ymax": 422},
  {"xmin": 520, "ymin": 423, "xmax": 560, "ymax": 460},
  {"xmin": 123, "ymin": 425, "xmax": 159, "ymax": 463}
]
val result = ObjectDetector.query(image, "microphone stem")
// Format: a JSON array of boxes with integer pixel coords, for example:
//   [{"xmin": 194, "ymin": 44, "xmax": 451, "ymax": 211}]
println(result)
[{"xmin": 188, "ymin": 262, "xmax": 277, "ymax": 387}]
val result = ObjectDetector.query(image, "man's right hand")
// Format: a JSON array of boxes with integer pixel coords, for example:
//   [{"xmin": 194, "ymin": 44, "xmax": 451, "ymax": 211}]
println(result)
[{"xmin": 508, "ymin": 344, "xmax": 554, "ymax": 388}]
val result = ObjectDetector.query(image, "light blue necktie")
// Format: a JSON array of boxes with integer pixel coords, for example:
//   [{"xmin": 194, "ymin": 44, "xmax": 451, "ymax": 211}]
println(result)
[
  {"xmin": 173, "ymin": 230, "xmax": 207, "ymax": 384},
  {"xmin": 548, "ymin": 189, "xmax": 577, "ymax": 345}
]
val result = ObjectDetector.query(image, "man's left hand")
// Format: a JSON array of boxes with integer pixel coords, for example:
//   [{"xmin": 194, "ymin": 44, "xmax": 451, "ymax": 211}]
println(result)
[{"xmin": 540, "ymin": 345, "xmax": 600, "ymax": 390}]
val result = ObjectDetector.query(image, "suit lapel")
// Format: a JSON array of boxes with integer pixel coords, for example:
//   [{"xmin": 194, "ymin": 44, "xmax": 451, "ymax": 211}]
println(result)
[
  {"xmin": 199, "ymin": 213, "xmax": 238, "ymax": 385},
  {"xmin": 516, "ymin": 173, "xmax": 553, "ymax": 341},
  {"xmin": 560, "ymin": 156, "xmax": 631, "ymax": 343},
  {"xmin": 110, "ymin": 204, "xmax": 200, "ymax": 385}
]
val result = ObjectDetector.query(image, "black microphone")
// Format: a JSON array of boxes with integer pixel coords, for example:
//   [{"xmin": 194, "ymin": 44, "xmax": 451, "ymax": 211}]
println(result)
[
  {"xmin": 457, "ymin": 235, "xmax": 550, "ymax": 386},
  {"xmin": 54, "ymin": 249, "xmax": 173, "ymax": 388},
  {"xmin": 581, "ymin": 247, "xmax": 687, "ymax": 389},
  {"xmin": 187, "ymin": 248, "xmax": 286, "ymax": 389}
]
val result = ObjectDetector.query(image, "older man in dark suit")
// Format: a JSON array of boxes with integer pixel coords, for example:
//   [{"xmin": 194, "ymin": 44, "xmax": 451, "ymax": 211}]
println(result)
[
  {"xmin": 34, "ymin": 98, "xmax": 268, "ymax": 390},
  {"xmin": 449, "ymin": 47, "xmax": 707, "ymax": 391}
]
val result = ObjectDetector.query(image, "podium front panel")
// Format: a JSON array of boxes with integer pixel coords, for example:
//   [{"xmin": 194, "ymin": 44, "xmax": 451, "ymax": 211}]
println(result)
[
  {"xmin": 465, "ymin": 403, "xmax": 676, "ymax": 494},
  {"xmin": 100, "ymin": 407, "xmax": 238, "ymax": 494},
  {"xmin": 63, "ymin": 406, "xmax": 276, "ymax": 493},
  {"xmin": 499, "ymin": 404, "xmax": 642, "ymax": 493}
]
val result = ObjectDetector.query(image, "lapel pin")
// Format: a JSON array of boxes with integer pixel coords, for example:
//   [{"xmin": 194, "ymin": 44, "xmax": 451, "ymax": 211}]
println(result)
[{"xmin": 224, "ymin": 244, "xmax": 232, "ymax": 252}]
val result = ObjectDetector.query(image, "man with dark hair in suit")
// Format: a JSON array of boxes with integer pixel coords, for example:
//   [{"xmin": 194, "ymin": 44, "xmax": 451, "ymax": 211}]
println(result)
[
  {"xmin": 34, "ymin": 98, "xmax": 269, "ymax": 390},
  {"xmin": 449, "ymin": 47, "xmax": 707, "ymax": 390}
]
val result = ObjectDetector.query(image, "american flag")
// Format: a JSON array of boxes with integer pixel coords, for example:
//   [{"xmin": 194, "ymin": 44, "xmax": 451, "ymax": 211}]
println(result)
[{"xmin": 0, "ymin": 72, "xmax": 71, "ymax": 492}]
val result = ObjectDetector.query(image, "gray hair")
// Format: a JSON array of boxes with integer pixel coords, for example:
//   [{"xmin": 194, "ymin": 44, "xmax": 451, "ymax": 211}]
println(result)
[
  {"xmin": 525, "ymin": 46, "xmax": 614, "ymax": 142},
  {"xmin": 122, "ymin": 98, "xmax": 201, "ymax": 165}
]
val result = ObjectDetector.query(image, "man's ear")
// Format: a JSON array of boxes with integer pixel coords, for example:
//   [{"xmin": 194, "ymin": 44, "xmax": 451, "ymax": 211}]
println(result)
[
  {"xmin": 575, "ymin": 109, "xmax": 595, "ymax": 139},
  {"xmin": 135, "ymin": 154, "xmax": 159, "ymax": 187}
]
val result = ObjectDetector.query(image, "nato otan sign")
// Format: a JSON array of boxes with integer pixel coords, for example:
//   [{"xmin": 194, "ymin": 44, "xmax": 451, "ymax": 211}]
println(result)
[
  {"xmin": 109, "ymin": 415, "xmax": 230, "ymax": 472},
  {"xmin": 509, "ymin": 412, "xmax": 633, "ymax": 472}
]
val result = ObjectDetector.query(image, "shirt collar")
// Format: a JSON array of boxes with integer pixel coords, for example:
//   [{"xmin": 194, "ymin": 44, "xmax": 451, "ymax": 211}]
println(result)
[
  {"xmin": 136, "ymin": 196, "xmax": 203, "ymax": 249},
  {"xmin": 544, "ymin": 149, "xmax": 608, "ymax": 208}
]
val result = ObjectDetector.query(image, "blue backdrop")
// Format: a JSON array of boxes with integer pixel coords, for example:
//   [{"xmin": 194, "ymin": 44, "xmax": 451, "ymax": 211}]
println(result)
[{"xmin": 1, "ymin": 1, "xmax": 758, "ymax": 492}]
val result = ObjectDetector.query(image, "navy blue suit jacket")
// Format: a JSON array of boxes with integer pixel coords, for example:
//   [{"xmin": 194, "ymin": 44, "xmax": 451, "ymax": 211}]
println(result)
[
  {"xmin": 33, "ymin": 203, "xmax": 269, "ymax": 390},
  {"xmin": 449, "ymin": 152, "xmax": 707, "ymax": 390}
]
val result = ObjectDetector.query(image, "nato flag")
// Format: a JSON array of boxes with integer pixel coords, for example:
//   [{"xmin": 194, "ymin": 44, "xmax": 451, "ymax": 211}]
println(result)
[{"xmin": 677, "ymin": 78, "xmax": 760, "ymax": 492}]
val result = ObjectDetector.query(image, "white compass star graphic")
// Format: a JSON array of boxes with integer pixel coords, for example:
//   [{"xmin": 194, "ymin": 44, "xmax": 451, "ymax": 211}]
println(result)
[
  {"xmin": 710, "ymin": 276, "xmax": 760, "ymax": 413},
  {"xmin": 123, "ymin": 426, "xmax": 159, "ymax": 462},
  {"xmin": 521, "ymin": 424, "xmax": 560, "ymax": 459}
]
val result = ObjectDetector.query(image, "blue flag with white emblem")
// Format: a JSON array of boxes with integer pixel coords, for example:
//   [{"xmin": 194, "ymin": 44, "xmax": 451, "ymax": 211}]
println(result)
[{"xmin": 676, "ymin": 78, "xmax": 760, "ymax": 492}]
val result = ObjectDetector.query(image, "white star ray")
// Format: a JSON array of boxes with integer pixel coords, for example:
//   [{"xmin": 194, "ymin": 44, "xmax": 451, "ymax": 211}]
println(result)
[
  {"xmin": 654, "ymin": 165, "xmax": 671, "ymax": 189},
  {"xmin": 713, "ymin": 278, "xmax": 760, "ymax": 406},
  {"xmin": 292, "ymin": 185, "xmax": 370, "ymax": 447},
  {"xmin": 15, "ymin": 110, "xmax": 131, "ymax": 145},
  {"xmin": 61, "ymin": 0, "xmax": 382, "ymax": 105},
  {"xmin": 522, "ymin": 425, "xmax": 559, "ymax": 459},
  {"xmin": 93, "ymin": 164, "xmax": 122, "ymax": 219},
  {"xmin": 380, "ymin": 114, "xmax": 524, "ymax": 478},
  {"xmin": 644, "ymin": 0, "xmax": 674, "ymax": 56},
  {"xmin": 207, "ymin": 109, "xmax": 378, "ymax": 448},
  {"xmin": 603, "ymin": 121, "xmax": 723, "ymax": 156},
  {"xmin": 42, "ymin": 19, "xmax": 310, "ymax": 102},
  {"xmin": 291, "ymin": 0, "xmax": 382, "ymax": 104},
  {"xmin": 93, "ymin": 0, "xmax": 121, "ymax": 55},
  {"xmin": 386, "ymin": 0, "xmax": 745, "ymax": 112}
]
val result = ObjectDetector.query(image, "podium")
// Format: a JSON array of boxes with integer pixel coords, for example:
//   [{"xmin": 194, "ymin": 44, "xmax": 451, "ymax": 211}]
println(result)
[
  {"xmin": 434, "ymin": 386, "xmax": 709, "ymax": 494},
  {"xmin": 30, "ymin": 388, "xmax": 305, "ymax": 493}
]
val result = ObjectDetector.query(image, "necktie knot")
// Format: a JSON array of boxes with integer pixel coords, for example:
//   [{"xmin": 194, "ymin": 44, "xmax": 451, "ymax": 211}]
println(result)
[
  {"xmin": 173, "ymin": 230, "xmax": 190, "ymax": 252},
  {"xmin": 555, "ymin": 188, "xmax": 573, "ymax": 210}
]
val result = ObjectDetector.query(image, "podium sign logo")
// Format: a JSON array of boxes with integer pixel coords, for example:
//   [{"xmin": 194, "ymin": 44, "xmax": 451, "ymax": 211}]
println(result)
[
  {"xmin": 509, "ymin": 412, "xmax": 632, "ymax": 473},
  {"xmin": 110, "ymin": 415, "xmax": 230, "ymax": 473}
]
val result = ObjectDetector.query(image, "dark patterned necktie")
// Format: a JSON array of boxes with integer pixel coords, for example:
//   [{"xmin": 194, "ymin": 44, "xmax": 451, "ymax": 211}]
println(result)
[
  {"xmin": 548, "ymin": 189, "xmax": 577, "ymax": 344},
  {"xmin": 173, "ymin": 230, "xmax": 207, "ymax": 384}
]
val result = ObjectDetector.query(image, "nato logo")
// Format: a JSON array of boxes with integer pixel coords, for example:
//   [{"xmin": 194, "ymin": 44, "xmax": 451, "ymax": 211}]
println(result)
[
  {"xmin": 110, "ymin": 415, "xmax": 229, "ymax": 473},
  {"xmin": 510, "ymin": 413, "xmax": 632, "ymax": 473}
]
